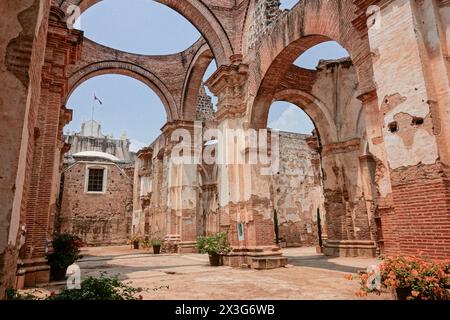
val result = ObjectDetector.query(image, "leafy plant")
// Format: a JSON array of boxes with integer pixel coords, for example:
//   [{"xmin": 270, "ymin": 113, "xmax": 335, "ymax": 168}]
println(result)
[
  {"xmin": 150, "ymin": 239, "xmax": 163, "ymax": 246},
  {"xmin": 358, "ymin": 255, "xmax": 450, "ymax": 300},
  {"xmin": 196, "ymin": 232, "xmax": 232, "ymax": 256},
  {"xmin": 46, "ymin": 233, "xmax": 83, "ymax": 269},
  {"xmin": 6, "ymin": 288, "xmax": 40, "ymax": 300},
  {"xmin": 47, "ymin": 273, "xmax": 143, "ymax": 300}
]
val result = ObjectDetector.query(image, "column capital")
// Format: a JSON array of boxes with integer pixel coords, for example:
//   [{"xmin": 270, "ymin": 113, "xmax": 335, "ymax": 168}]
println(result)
[{"xmin": 205, "ymin": 62, "xmax": 249, "ymax": 122}]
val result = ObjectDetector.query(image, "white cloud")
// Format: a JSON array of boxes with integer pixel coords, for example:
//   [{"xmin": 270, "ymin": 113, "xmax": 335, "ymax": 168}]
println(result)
[
  {"xmin": 129, "ymin": 139, "xmax": 148, "ymax": 153},
  {"xmin": 269, "ymin": 105, "xmax": 315, "ymax": 134}
]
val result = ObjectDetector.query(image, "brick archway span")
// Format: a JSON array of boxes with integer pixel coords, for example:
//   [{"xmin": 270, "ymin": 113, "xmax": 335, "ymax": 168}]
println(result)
[
  {"xmin": 67, "ymin": 60, "xmax": 178, "ymax": 120},
  {"xmin": 272, "ymin": 89, "xmax": 338, "ymax": 145},
  {"xmin": 56, "ymin": 0, "xmax": 234, "ymax": 66},
  {"xmin": 182, "ymin": 42, "xmax": 214, "ymax": 120},
  {"xmin": 248, "ymin": 0, "xmax": 375, "ymax": 130}
]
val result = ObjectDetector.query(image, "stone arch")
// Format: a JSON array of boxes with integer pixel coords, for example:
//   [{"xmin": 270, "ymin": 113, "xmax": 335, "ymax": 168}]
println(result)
[
  {"xmin": 272, "ymin": 89, "xmax": 338, "ymax": 145},
  {"xmin": 59, "ymin": 0, "xmax": 234, "ymax": 65},
  {"xmin": 181, "ymin": 42, "xmax": 215, "ymax": 120},
  {"xmin": 67, "ymin": 61, "xmax": 179, "ymax": 121},
  {"xmin": 249, "ymin": 0, "xmax": 375, "ymax": 128}
]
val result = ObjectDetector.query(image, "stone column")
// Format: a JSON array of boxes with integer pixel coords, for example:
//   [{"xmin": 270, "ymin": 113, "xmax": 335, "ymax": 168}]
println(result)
[
  {"xmin": 321, "ymin": 139, "xmax": 378, "ymax": 257},
  {"xmin": 206, "ymin": 58, "xmax": 287, "ymax": 269},
  {"xmin": 0, "ymin": 0, "xmax": 52, "ymax": 297},
  {"xmin": 18, "ymin": 7, "xmax": 83, "ymax": 286},
  {"xmin": 163, "ymin": 121, "xmax": 203, "ymax": 253},
  {"xmin": 366, "ymin": 0, "xmax": 450, "ymax": 259}
]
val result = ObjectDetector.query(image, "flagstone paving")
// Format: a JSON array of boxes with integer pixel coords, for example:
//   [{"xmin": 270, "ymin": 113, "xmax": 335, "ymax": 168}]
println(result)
[{"xmin": 42, "ymin": 246, "xmax": 392, "ymax": 300}]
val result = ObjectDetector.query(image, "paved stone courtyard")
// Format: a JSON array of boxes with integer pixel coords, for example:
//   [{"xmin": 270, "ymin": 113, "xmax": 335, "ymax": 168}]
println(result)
[{"xmin": 44, "ymin": 246, "xmax": 391, "ymax": 300}]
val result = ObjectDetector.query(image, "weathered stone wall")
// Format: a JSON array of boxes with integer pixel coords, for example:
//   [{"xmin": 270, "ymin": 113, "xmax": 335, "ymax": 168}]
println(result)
[
  {"xmin": 60, "ymin": 161, "xmax": 133, "ymax": 246},
  {"xmin": 272, "ymin": 132, "xmax": 325, "ymax": 247},
  {"xmin": 64, "ymin": 120, "xmax": 136, "ymax": 163},
  {"xmin": 367, "ymin": 0, "xmax": 450, "ymax": 259},
  {"xmin": 196, "ymin": 84, "xmax": 215, "ymax": 122},
  {"xmin": 0, "ymin": 0, "xmax": 52, "ymax": 297}
]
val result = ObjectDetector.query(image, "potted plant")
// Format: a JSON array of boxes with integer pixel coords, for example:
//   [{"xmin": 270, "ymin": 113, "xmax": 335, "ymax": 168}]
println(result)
[
  {"xmin": 151, "ymin": 239, "xmax": 163, "ymax": 254},
  {"xmin": 46, "ymin": 233, "xmax": 83, "ymax": 281},
  {"xmin": 358, "ymin": 255, "xmax": 450, "ymax": 300},
  {"xmin": 131, "ymin": 236, "xmax": 142, "ymax": 249},
  {"xmin": 196, "ymin": 232, "xmax": 232, "ymax": 266}
]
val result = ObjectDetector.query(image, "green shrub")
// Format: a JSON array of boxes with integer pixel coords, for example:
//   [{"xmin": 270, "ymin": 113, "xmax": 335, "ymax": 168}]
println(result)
[
  {"xmin": 6, "ymin": 288, "xmax": 40, "ymax": 300},
  {"xmin": 47, "ymin": 273, "xmax": 142, "ymax": 300},
  {"xmin": 196, "ymin": 232, "xmax": 232, "ymax": 256},
  {"xmin": 150, "ymin": 239, "xmax": 163, "ymax": 246}
]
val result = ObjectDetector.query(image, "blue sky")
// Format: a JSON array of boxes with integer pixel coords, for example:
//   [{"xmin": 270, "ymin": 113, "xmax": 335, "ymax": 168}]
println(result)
[{"xmin": 67, "ymin": 0, "xmax": 349, "ymax": 151}]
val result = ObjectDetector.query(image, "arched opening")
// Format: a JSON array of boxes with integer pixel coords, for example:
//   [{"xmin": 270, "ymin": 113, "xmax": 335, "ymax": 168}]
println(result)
[
  {"xmin": 268, "ymin": 102, "xmax": 315, "ymax": 135},
  {"xmin": 279, "ymin": 0, "xmax": 300, "ymax": 10},
  {"xmin": 59, "ymin": 74, "xmax": 168, "ymax": 246},
  {"xmin": 66, "ymin": 0, "xmax": 234, "ymax": 65},
  {"xmin": 294, "ymin": 41, "xmax": 350, "ymax": 70},
  {"xmin": 267, "ymin": 100, "xmax": 327, "ymax": 249},
  {"xmin": 74, "ymin": 0, "xmax": 200, "ymax": 55},
  {"xmin": 204, "ymin": 60, "xmax": 218, "ymax": 111},
  {"xmin": 181, "ymin": 44, "xmax": 218, "ymax": 120},
  {"xmin": 251, "ymin": 32, "xmax": 378, "ymax": 257}
]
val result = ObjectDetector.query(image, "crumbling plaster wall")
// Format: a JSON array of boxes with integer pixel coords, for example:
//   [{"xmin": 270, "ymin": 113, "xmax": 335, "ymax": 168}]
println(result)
[
  {"xmin": 272, "ymin": 132, "xmax": 325, "ymax": 247},
  {"xmin": 0, "ymin": 0, "xmax": 51, "ymax": 297},
  {"xmin": 366, "ymin": 0, "xmax": 450, "ymax": 259}
]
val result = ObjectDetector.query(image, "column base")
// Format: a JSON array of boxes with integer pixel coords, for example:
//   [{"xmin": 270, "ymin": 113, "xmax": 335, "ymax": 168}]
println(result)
[
  {"xmin": 323, "ymin": 240, "xmax": 377, "ymax": 257},
  {"xmin": 163, "ymin": 234, "xmax": 181, "ymax": 254},
  {"xmin": 178, "ymin": 241, "xmax": 198, "ymax": 254},
  {"xmin": 223, "ymin": 246, "xmax": 288, "ymax": 270},
  {"xmin": 16, "ymin": 258, "xmax": 50, "ymax": 289}
]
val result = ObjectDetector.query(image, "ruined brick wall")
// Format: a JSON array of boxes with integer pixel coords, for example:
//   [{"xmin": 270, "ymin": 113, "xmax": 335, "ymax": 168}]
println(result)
[
  {"xmin": 196, "ymin": 84, "xmax": 215, "ymax": 122},
  {"xmin": 0, "ymin": 0, "xmax": 52, "ymax": 297},
  {"xmin": 272, "ymin": 132, "xmax": 325, "ymax": 247},
  {"xmin": 60, "ymin": 161, "xmax": 133, "ymax": 246},
  {"xmin": 248, "ymin": 0, "xmax": 283, "ymax": 48}
]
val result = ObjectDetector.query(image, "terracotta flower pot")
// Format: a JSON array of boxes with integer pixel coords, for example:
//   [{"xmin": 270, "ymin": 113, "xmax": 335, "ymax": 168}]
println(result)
[
  {"xmin": 51, "ymin": 266, "xmax": 68, "ymax": 281},
  {"xmin": 394, "ymin": 287, "xmax": 411, "ymax": 300},
  {"xmin": 153, "ymin": 245, "xmax": 161, "ymax": 254},
  {"xmin": 209, "ymin": 253, "xmax": 221, "ymax": 266}
]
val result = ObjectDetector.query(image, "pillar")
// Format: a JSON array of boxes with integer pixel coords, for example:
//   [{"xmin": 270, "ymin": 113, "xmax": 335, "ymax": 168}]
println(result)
[
  {"xmin": 163, "ymin": 121, "xmax": 203, "ymax": 253},
  {"xmin": 18, "ymin": 7, "xmax": 83, "ymax": 286},
  {"xmin": 0, "ymin": 0, "xmax": 52, "ymax": 297},
  {"xmin": 206, "ymin": 57, "xmax": 287, "ymax": 269},
  {"xmin": 366, "ymin": 0, "xmax": 450, "ymax": 259}
]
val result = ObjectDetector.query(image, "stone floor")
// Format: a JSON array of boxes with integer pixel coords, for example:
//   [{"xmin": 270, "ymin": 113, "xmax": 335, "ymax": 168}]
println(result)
[{"xmin": 43, "ymin": 246, "xmax": 392, "ymax": 300}]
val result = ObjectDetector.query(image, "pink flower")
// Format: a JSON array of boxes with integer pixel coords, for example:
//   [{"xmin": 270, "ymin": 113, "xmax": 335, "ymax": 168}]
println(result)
[{"xmin": 411, "ymin": 291, "xmax": 419, "ymax": 297}]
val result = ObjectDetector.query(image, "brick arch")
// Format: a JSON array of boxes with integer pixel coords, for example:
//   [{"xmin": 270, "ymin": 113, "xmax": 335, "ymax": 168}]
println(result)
[
  {"xmin": 67, "ymin": 61, "xmax": 179, "ymax": 120},
  {"xmin": 249, "ymin": 0, "xmax": 375, "ymax": 130},
  {"xmin": 272, "ymin": 89, "xmax": 338, "ymax": 145},
  {"xmin": 58, "ymin": 0, "xmax": 233, "ymax": 66},
  {"xmin": 181, "ymin": 42, "xmax": 215, "ymax": 120}
]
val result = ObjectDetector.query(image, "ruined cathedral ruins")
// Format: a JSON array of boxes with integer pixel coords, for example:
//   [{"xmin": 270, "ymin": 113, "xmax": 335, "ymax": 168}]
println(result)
[{"xmin": 1, "ymin": 0, "xmax": 450, "ymax": 298}]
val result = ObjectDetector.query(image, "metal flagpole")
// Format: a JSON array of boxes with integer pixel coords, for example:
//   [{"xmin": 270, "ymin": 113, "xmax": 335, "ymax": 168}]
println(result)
[{"xmin": 91, "ymin": 92, "xmax": 95, "ymax": 136}]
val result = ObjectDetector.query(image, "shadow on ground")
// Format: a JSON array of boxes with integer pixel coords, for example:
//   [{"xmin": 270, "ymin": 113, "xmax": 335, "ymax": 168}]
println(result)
[{"xmin": 284, "ymin": 254, "xmax": 372, "ymax": 274}]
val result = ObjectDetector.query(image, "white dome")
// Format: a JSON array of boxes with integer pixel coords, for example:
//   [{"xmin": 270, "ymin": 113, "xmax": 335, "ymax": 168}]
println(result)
[{"xmin": 72, "ymin": 151, "xmax": 120, "ymax": 162}]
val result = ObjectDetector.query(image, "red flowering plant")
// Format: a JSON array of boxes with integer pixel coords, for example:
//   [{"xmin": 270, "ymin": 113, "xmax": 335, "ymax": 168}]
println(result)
[
  {"xmin": 358, "ymin": 255, "xmax": 450, "ymax": 300},
  {"xmin": 46, "ymin": 233, "xmax": 83, "ymax": 269}
]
